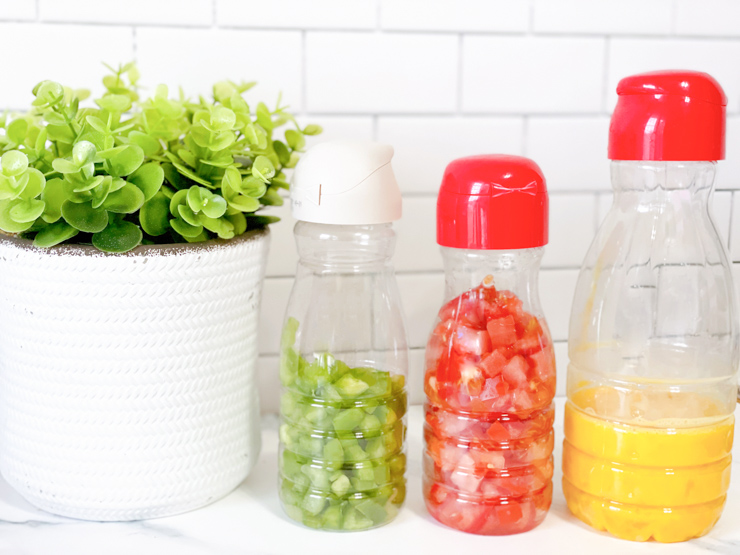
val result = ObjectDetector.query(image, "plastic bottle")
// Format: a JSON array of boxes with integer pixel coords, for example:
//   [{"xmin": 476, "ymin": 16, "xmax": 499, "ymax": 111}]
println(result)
[
  {"xmin": 423, "ymin": 155, "xmax": 556, "ymax": 535},
  {"xmin": 563, "ymin": 70, "xmax": 738, "ymax": 543},
  {"xmin": 278, "ymin": 140, "xmax": 408, "ymax": 531}
]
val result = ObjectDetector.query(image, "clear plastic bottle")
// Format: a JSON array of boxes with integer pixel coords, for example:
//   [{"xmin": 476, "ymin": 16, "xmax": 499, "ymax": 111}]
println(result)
[
  {"xmin": 278, "ymin": 141, "xmax": 408, "ymax": 531},
  {"xmin": 423, "ymin": 155, "xmax": 556, "ymax": 535},
  {"xmin": 564, "ymin": 71, "xmax": 738, "ymax": 543}
]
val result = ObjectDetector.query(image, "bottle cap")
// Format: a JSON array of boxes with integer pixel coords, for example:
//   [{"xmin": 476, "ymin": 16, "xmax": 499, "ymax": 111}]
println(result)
[
  {"xmin": 290, "ymin": 140, "xmax": 402, "ymax": 225},
  {"xmin": 609, "ymin": 70, "xmax": 726, "ymax": 161},
  {"xmin": 437, "ymin": 155, "xmax": 548, "ymax": 250}
]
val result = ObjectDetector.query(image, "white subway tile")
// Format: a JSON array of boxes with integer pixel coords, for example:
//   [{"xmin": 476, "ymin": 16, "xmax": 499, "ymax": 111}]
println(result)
[
  {"xmin": 539, "ymin": 269, "xmax": 578, "ymax": 341},
  {"xmin": 543, "ymin": 194, "xmax": 596, "ymax": 269},
  {"xmin": 306, "ymin": 32, "xmax": 458, "ymax": 113},
  {"xmin": 675, "ymin": 0, "xmax": 740, "ymax": 37},
  {"xmin": 39, "ymin": 0, "xmax": 212, "ymax": 25},
  {"xmin": 394, "ymin": 196, "xmax": 440, "ymax": 273},
  {"xmin": 717, "ymin": 117, "xmax": 740, "ymax": 190},
  {"xmin": 533, "ymin": 0, "xmax": 673, "ymax": 35},
  {"xmin": 526, "ymin": 117, "xmax": 611, "ymax": 191},
  {"xmin": 378, "ymin": 116, "xmax": 524, "ymax": 194},
  {"xmin": 136, "ymin": 28, "xmax": 303, "ymax": 110},
  {"xmin": 258, "ymin": 277, "xmax": 294, "ymax": 354},
  {"xmin": 0, "ymin": 24, "xmax": 133, "ymax": 110},
  {"xmin": 300, "ymin": 115, "xmax": 375, "ymax": 145},
  {"xmin": 607, "ymin": 38, "xmax": 740, "ymax": 113},
  {"xmin": 0, "ymin": 0, "xmax": 35, "ymax": 20},
  {"xmin": 553, "ymin": 340, "xmax": 567, "ymax": 397},
  {"xmin": 713, "ymin": 191, "xmax": 732, "ymax": 249},
  {"xmin": 380, "ymin": 0, "xmax": 529, "ymax": 32},
  {"xmin": 217, "ymin": 0, "xmax": 377, "ymax": 29},
  {"xmin": 397, "ymin": 272, "xmax": 445, "ymax": 349},
  {"xmin": 262, "ymin": 203, "xmax": 298, "ymax": 278},
  {"xmin": 462, "ymin": 36, "xmax": 604, "ymax": 114}
]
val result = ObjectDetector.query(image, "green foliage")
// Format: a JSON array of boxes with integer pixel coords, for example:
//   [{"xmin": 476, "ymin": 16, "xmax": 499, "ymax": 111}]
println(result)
[{"xmin": 0, "ymin": 62, "xmax": 320, "ymax": 253}]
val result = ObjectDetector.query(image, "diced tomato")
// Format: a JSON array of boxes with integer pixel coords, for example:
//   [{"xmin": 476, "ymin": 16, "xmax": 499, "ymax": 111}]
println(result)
[
  {"xmin": 450, "ymin": 469, "xmax": 483, "ymax": 494},
  {"xmin": 486, "ymin": 421, "xmax": 510, "ymax": 442},
  {"xmin": 496, "ymin": 501, "xmax": 523, "ymax": 526},
  {"xmin": 486, "ymin": 316, "xmax": 517, "ymax": 347},
  {"xmin": 474, "ymin": 449, "xmax": 505, "ymax": 470},
  {"xmin": 453, "ymin": 325, "xmax": 492, "ymax": 357},
  {"xmin": 428, "ymin": 482, "xmax": 448, "ymax": 506},
  {"xmin": 502, "ymin": 355, "xmax": 528, "ymax": 388},
  {"xmin": 436, "ymin": 349, "xmax": 460, "ymax": 384},
  {"xmin": 461, "ymin": 365, "xmax": 485, "ymax": 396},
  {"xmin": 479, "ymin": 349, "xmax": 507, "ymax": 378}
]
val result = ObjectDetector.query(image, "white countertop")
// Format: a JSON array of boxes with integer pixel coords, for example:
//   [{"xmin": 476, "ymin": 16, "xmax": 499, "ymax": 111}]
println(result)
[{"xmin": 1, "ymin": 399, "xmax": 739, "ymax": 555}]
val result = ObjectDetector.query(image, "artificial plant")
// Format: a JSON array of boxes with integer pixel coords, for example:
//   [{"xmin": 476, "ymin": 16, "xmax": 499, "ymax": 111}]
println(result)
[{"xmin": 0, "ymin": 63, "xmax": 320, "ymax": 253}]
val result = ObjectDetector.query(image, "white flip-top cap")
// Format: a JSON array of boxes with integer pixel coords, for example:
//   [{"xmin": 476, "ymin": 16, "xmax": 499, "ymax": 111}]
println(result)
[{"xmin": 290, "ymin": 140, "xmax": 402, "ymax": 225}]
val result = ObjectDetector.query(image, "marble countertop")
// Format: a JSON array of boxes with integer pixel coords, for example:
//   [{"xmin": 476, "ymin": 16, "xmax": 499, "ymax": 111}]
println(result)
[{"xmin": 1, "ymin": 399, "xmax": 739, "ymax": 555}]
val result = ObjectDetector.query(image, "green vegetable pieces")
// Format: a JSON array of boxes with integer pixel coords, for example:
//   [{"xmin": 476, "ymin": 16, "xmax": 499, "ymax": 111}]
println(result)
[{"xmin": 278, "ymin": 317, "xmax": 407, "ymax": 531}]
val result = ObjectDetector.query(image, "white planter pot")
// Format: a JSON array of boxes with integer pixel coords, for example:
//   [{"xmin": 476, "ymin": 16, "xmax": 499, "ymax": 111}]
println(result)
[{"xmin": 0, "ymin": 229, "xmax": 270, "ymax": 521}]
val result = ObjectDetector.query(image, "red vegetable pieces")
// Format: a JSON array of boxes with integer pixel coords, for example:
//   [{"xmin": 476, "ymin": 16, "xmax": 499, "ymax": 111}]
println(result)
[{"xmin": 423, "ymin": 280, "xmax": 556, "ymax": 535}]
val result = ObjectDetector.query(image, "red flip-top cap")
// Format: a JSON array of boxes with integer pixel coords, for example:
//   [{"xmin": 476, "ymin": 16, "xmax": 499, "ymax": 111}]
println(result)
[
  {"xmin": 609, "ymin": 70, "xmax": 726, "ymax": 161},
  {"xmin": 437, "ymin": 155, "xmax": 548, "ymax": 250}
]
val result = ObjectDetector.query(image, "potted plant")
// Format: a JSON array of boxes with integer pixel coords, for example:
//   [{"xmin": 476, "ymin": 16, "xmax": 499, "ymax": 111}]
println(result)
[{"xmin": 0, "ymin": 63, "xmax": 320, "ymax": 521}]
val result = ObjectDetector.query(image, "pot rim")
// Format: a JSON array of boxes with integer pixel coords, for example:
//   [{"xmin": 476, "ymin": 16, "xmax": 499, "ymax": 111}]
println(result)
[{"xmin": 0, "ymin": 227, "xmax": 270, "ymax": 258}]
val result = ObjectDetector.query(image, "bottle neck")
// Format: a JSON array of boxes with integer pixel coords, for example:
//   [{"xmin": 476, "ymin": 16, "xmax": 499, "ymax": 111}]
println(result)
[
  {"xmin": 441, "ymin": 247, "xmax": 544, "ymax": 315},
  {"xmin": 294, "ymin": 221, "xmax": 396, "ymax": 272},
  {"xmin": 610, "ymin": 161, "xmax": 716, "ymax": 193}
]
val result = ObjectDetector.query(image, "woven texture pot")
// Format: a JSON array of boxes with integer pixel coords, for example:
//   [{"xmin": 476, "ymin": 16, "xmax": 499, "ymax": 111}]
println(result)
[{"xmin": 0, "ymin": 229, "xmax": 269, "ymax": 521}]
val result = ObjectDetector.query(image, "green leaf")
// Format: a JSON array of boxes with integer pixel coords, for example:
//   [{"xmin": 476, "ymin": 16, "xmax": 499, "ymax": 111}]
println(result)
[
  {"xmin": 40, "ymin": 178, "xmax": 67, "ymax": 223},
  {"xmin": 240, "ymin": 176, "xmax": 267, "ymax": 198},
  {"xmin": 73, "ymin": 174, "xmax": 105, "ymax": 194},
  {"xmin": 7, "ymin": 119, "xmax": 28, "ymax": 144},
  {"xmin": 19, "ymin": 168, "xmax": 45, "ymax": 200},
  {"xmin": 256, "ymin": 102, "xmax": 273, "ymax": 130},
  {"xmin": 178, "ymin": 148, "xmax": 196, "ymax": 168},
  {"xmin": 260, "ymin": 187, "xmax": 284, "ymax": 206},
  {"xmin": 202, "ymin": 194, "xmax": 227, "ymax": 219},
  {"xmin": 171, "ymin": 216, "xmax": 203, "ymax": 238},
  {"xmin": 33, "ymin": 220, "xmax": 79, "ymax": 247},
  {"xmin": 52, "ymin": 158, "xmax": 81, "ymax": 175},
  {"xmin": 177, "ymin": 204, "xmax": 201, "ymax": 227},
  {"xmin": 285, "ymin": 129, "xmax": 305, "ymax": 151},
  {"xmin": 72, "ymin": 141, "xmax": 97, "ymax": 167},
  {"xmin": 0, "ymin": 201, "xmax": 34, "ymax": 233},
  {"xmin": 140, "ymin": 191, "xmax": 170, "ymax": 236},
  {"xmin": 61, "ymin": 200, "xmax": 109, "ymax": 233},
  {"xmin": 210, "ymin": 106, "xmax": 236, "ymax": 131},
  {"xmin": 225, "ymin": 211, "xmax": 247, "ymax": 236},
  {"xmin": 1, "ymin": 151, "xmax": 28, "ymax": 177},
  {"xmin": 85, "ymin": 115, "xmax": 108, "ymax": 133},
  {"xmin": 273, "ymin": 140, "xmax": 291, "ymax": 166},
  {"xmin": 209, "ymin": 130, "xmax": 236, "ymax": 151},
  {"xmin": 162, "ymin": 162, "xmax": 187, "ymax": 190},
  {"xmin": 34, "ymin": 127, "xmax": 48, "ymax": 153},
  {"xmin": 128, "ymin": 130, "xmax": 160, "ymax": 157},
  {"xmin": 105, "ymin": 144, "xmax": 144, "ymax": 177},
  {"xmin": 224, "ymin": 186, "xmax": 260, "ymax": 212},
  {"xmin": 92, "ymin": 220, "xmax": 142, "ymax": 253},
  {"xmin": 302, "ymin": 124, "xmax": 323, "ymax": 136},
  {"xmin": 90, "ymin": 176, "xmax": 113, "ymax": 209},
  {"xmin": 251, "ymin": 155, "xmax": 275, "ymax": 183},
  {"xmin": 10, "ymin": 198, "xmax": 45, "ymax": 223},
  {"xmin": 103, "ymin": 182, "xmax": 145, "ymax": 214},
  {"xmin": 95, "ymin": 94, "xmax": 132, "ymax": 113},
  {"xmin": 128, "ymin": 163, "xmax": 164, "ymax": 201},
  {"xmin": 222, "ymin": 165, "xmax": 242, "ymax": 193},
  {"xmin": 169, "ymin": 159, "xmax": 213, "ymax": 188},
  {"xmin": 169, "ymin": 188, "xmax": 188, "ymax": 214}
]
